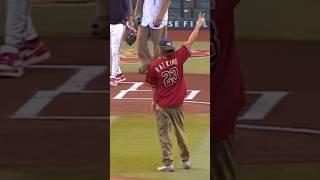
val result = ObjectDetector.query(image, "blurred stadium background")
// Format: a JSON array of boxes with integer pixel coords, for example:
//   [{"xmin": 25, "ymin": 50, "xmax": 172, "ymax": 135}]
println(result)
[{"xmin": 235, "ymin": 1, "xmax": 320, "ymax": 180}]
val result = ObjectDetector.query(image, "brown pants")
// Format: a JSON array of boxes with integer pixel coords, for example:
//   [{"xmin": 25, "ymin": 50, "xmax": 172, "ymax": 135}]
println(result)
[
  {"xmin": 137, "ymin": 26, "xmax": 164, "ymax": 72},
  {"xmin": 155, "ymin": 106, "xmax": 190, "ymax": 166},
  {"xmin": 213, "ymin": 135, "xmax": 237, "ymax": 180}
]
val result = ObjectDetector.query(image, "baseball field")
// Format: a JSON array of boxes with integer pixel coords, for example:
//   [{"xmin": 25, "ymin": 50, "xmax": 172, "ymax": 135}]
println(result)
[
  {"xmin": 0, "ymin": 3, "xmax": 107, "ymax": 180},
  {"xmin": 4, "ymin": 1, "xmax": 318, "ymax": 180},
  {"xmin": 110, "ymin": 38, "xmax": 210, "ymax": 180},
  {"xmin": 0, "ymin": 2, "xmax": 210, "ymax": 180},
  {"xmin": 235, "ymin": 1, "xmax": 320, "ymax": 179}
]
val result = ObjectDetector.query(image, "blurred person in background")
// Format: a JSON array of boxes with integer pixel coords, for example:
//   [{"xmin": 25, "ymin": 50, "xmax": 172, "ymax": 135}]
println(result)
[
  {"xmin": 134, "ymin": 0, "xmax": 171, "ymax": 74},
  {"xmin": 0, "ymin": 0, "xmax": 50, "ymax": 78},
  {"xmin": 212, "ymin": 0, "xmax": 245, "ymax": 179},
  {"xmin": 110, "ymin": 0, "xmax": 136, "ymax": 86}
]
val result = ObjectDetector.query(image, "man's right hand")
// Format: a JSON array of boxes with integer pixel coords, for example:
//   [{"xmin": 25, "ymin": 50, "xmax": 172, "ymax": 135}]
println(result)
[
  {"xmin": 185, "ymin": 12, "xmax": 206, "ymax": 47},
  {"xmin": 196, "ymin": 13, "xmax": 206, "ymax": 28}
]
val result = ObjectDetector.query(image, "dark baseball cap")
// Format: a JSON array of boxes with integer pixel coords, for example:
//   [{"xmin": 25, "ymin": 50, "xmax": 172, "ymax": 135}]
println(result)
[{"xmin": 159, "ymin": 37, "xmax": 175, "ymax": 52}]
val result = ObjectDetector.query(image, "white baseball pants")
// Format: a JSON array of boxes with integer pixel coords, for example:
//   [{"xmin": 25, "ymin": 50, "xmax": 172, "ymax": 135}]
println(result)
[
  {"xmin": 0, "ymin": 0, "xmax": 38, "ymax": 52},
  {"xmin": 110, "ymin": 23, "xmax": 126, "ymax": 78}
]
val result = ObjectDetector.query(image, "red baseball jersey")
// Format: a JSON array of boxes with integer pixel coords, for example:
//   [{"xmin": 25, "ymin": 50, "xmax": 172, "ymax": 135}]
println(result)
[
  {"xmin": 145, "ymin": 44, "xmax": 192, "ymax": 108},
  {"xmin": 212, "ymin": 0, "xmax": 245, "ymax": 142}
]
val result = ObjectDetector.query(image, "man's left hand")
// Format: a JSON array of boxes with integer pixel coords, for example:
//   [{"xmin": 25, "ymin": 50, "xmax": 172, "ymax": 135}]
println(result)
[{"xmin": 151, "ymin": 101, "xmax": 157, "ymax": 112}]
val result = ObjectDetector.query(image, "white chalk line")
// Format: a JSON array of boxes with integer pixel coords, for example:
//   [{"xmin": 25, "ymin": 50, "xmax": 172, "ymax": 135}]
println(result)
[
  {"xmin": 112, "ymin": 97, "xmax": 210, "ymax": 105},
  {"xmin": 14, "ymin": 116, "xmax": 320, "ymax": 135},
  {"xmin": 237, "ymin": 124, "xmax": 320, "ymax": 136},
  {"xmin": 19, "ymin": 67, "xmax": 320, "ymax": 136},
  {"xmin": 14, "ymin": 66, "xmax": 106, "ymax": 119},
  {"xmin": 184, "ymin": 100, "xmax": 210, "ymax": 105},
  {"xmin": 118, "ymin": 81, "xmax": 143, "ymax": 84},
  {"xmin": 113, "ymin": 81, "xmax": 204, "ymax": 102}
]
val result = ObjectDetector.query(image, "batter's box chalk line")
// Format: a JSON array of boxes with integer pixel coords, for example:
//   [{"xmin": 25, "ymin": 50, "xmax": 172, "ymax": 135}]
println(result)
[
  {"xmin": 13, "ymin": 65, "xmax": 107, "ymax": 120},
  {"xmin": 237, "ymin": 124, "xmax": 320, "ymax": 136},
  {"xmin": 113, "ymin": 82, "xmax": 205, "ymax": 103}
]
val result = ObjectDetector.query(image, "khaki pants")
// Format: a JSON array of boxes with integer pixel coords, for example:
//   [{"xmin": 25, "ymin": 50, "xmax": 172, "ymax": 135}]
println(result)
[
  {"xmin": 155, "ymin": 106, "xmax": 190, "ymax": 166},
  {"xmin": 137, "ymin": 26, "xmax": 164, "ymax": 72},
  {"xmin": 213, "ymin": 135, "xmax": 237, "ymax": 180}
]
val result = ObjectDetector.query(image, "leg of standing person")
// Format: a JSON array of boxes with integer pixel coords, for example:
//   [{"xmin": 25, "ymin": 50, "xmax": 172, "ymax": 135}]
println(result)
[
  {"xmin": 137, "ymin": 26, "xmax": 152, "ymax": 74},
  {"xmin": 0, "ymin": 0, "xmax": 50, "ymax": 77},
  {"xmin": 155, "ymin": 107, "xmax": 175, "ymax": 172},
  {"xmin": 110, "ymin": 24, "xmax": 125, "ymax": 86},
  {"xmin": 170, "ymin": 106, "xmax": 191, "ymax": 169},
  {"xmin": 3, "ymin": 0, "xmax": 28, "ymax": 49},
  {"xmin": 21, "ymin": 14, "xmax": 51, "ymax": 66},
  {"xmin": 115, "ymin": 27, "xmax": 127, "ymax": 83},
  {"xmin": 162, "ymin": 25, "xmax": 168, "ymax": 38},
  {"xmin": 150, "ymin": 28, "xmax": 163, "ymax": 60},
  {"xmin": 0, "ymin": 0, "xmax": 29, "ymax": 77}
]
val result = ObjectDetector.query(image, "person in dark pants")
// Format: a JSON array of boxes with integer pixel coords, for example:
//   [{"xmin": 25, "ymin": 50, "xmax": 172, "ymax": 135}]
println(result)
[{"xmin": 212, "ymin": 0, "xmax": 245, "ymax": 179}]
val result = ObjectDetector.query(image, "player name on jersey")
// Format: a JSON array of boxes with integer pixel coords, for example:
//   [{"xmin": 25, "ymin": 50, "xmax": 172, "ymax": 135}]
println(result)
[{"xmin": 155, "ymin": 59, "xmax": 178, "ymax": 73}]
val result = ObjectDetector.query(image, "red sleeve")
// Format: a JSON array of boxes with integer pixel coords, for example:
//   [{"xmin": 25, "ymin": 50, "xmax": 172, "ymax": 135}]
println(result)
[
  {"xmin": 176, "ymin": 43, "xmax": 192, "ymax": 64},
  {"xmin": 145, "ymin": 64, "xmax": 156, "ymax": 87}
]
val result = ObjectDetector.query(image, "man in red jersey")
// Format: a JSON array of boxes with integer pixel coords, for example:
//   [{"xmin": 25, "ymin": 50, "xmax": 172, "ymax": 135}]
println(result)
[
  {"xmin": 145, "ymin": 13, "xmax": 206, "ymax": 172},
  {"xmin": 212, "ymin": 0, "xmax": 245, "ymax": 179}
]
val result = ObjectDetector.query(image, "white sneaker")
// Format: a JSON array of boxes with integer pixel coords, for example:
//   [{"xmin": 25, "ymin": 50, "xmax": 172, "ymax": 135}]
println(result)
[
  {"xmin": 19, "ymin": 38, "xmax": 51, "ymax": 66},
  {"xmin": 110, "ymin": 77, "xmax": 118, "ymax": 87},
  {"xmin": 182, "ymin": 161, "xmax": 191, "ymax": 169},
  {"xmin": 0, "ymin": 51, "xmax": 24, "ymax": 78},
  {"xmin": 116, "ymin": 73, "xmax": 126, "ymax": 82},
  {"xmin": 157, "ymin": 164, "xmax": 175, "ymax": 172}
]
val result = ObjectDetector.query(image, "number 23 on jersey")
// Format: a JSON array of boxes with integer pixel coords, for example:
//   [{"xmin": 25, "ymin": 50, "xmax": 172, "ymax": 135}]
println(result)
[{"xmin": 161, "ymin": 67, "xmax": 179, "ymax": 87}]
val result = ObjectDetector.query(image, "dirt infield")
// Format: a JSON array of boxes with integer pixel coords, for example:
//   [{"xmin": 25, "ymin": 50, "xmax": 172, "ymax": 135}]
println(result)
[
  {"xmin": 110, "ymin": 74, "xmax": 210, "ymax": 115},
  {"xmin": 0, "ymin": 37, "xmax": 107, "ymax": 167},
  {"xmin": 236, "ymin": 39, "xmax": 320, "ymax": 164},
  {"xmin": 2, "ymin": 36, "xmax": 318, "ymax": 171}
]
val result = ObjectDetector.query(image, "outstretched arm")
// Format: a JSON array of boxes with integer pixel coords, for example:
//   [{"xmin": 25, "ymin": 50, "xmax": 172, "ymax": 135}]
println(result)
[{"xmin": 185, "ymin": 13, "xmax": 206, "ymax": 47}]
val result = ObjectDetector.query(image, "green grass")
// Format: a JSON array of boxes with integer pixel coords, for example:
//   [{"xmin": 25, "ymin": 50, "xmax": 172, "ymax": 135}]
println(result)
[
  {"xmin": 121, "ymin": 41, "xmax": 210, "ymax": 75},
  {"xmin": 238, "ymin": 163, "xmax": 320, "ymax": 180},
  {"xmin": 110, "ymin": 114, "xmax": 210, "ymax": 180},
  {"xmin": 0, "ymin": 167, "xmax": 106, "ymax": 180}
]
